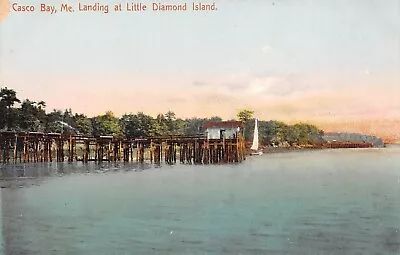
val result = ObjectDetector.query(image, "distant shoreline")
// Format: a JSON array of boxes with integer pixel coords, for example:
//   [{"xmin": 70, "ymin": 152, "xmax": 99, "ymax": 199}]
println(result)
[
  {"xmin": 259, "ymin": 143, "xmax": 390, "ymax": 154},
  {"xmin": 261, "ymin": 146, "xmax": 324, "ymax": 154}
]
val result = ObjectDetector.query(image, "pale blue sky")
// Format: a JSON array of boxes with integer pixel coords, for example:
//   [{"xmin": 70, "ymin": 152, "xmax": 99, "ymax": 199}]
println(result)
[{"xmin": 0, "ymin": 0, "xmax": 399, "ymax": 125}]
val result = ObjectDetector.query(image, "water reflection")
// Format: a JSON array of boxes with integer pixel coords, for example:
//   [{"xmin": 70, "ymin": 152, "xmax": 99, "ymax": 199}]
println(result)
[
  {"xmin": 1, "ymin": 148, "xmax": 400, "ymax": 254},
  {"xmin": 1, "ymin": 161, "xmax": 153, "ymax": 177},
  {"xmin": 0, "ymin": 161, "xmax": 155, "ymax": 190}
]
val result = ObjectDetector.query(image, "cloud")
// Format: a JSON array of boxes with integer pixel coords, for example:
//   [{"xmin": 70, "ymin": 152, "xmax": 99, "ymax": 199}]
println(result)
[
  {"xmin": 261, "ymin": 45, "xmax": 272, "ymax": 54},
  {"xmin": 266, "ymin": 77, "xmax": 310, "ymax": 96},
  {"xmin": 223, "ymin": 82, "xmax": 248, "ymax": 91},
  {"xmin": 249, "ymin": 76, "xmax": 290, "ymax": 95},
  {"xmin": 166, "ymin": 97, "xmax": 187, "ymax": 103},
  {"xmin": 221, "ymin": 71, "xmax": 309, "ymax": 97},
  {"xmin": 196, "ymin": 93, "xmax": 234, "ymax": 105},
  {"xmin": 192, "ymin": 80, "xmax": 208, "ymax": 87}
]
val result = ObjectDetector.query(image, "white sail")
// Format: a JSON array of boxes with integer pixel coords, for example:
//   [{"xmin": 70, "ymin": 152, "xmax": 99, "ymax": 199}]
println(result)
[{"xmin": 250, "ymin": 118, "xmax": 259, "ymax": 151}]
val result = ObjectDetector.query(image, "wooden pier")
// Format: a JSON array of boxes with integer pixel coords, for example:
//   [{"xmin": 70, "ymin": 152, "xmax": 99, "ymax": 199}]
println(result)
[
  {"xmin": 325, "ymin": 141, "xmax": 373, "ymax": 149},
  {"xmin": 0, "ymin": 131, "xmax": 246, "ymax": 165}
]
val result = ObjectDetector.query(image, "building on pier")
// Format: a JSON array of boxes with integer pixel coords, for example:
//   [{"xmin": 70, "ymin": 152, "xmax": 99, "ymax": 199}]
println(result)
[{"xmin": 202, "ymin": 121, "xmax": 244, "ymax": 140}]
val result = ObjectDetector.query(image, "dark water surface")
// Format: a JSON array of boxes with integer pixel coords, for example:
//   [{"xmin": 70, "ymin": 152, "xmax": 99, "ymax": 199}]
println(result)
[{"xmin": 1, "ymin": 147, "xmax": 400, "ymax": 255}]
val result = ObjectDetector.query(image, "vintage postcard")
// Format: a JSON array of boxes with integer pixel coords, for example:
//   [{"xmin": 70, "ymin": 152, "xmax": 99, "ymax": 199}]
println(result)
[{"xmin": 0, "ymin": 0, "xmax": 399, "ymax": 254}]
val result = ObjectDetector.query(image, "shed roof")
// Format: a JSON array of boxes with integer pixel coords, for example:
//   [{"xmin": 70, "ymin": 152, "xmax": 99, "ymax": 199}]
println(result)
[{"xmin": 202, "ymin": 121, "xmax": 244, "ymax": 129}]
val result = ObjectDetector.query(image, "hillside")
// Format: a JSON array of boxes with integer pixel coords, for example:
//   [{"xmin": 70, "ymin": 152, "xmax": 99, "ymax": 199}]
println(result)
[{"xmin": 323, "ymin": 132, "xmax": 385, "ymax": 148}]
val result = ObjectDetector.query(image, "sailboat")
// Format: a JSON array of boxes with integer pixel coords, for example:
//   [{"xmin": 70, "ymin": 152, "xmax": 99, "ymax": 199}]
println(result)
[{"xmin": 250, "ymin": 118, "xmax": 263, "ymax": 155}]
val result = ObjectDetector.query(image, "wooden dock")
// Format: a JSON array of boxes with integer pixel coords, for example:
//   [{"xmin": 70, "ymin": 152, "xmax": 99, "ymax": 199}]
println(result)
[
  {"xmin": 0, "ymin": 131, "xmax": 246, "ymax": 165},
  {"xmin": 325, "ymin": 141, "xmax": 373, "ymax": 149}
]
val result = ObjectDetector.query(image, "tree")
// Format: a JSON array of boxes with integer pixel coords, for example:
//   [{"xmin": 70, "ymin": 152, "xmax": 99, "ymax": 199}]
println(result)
[
  {"xmin": 237, "ymin": 109, "xmax": 254, "ymax": 122},
  {"xmin": 63, "ymin": 108, "xmax": 75, "ymax": 127},
  {"xmin": 92, "ymin": 111, "xmax": 122, "ymax": 137},
  {"xmin": 0, "ymin": 87, "xmax": 328, "ymax": 146},
  {"xmin": 45, "ymin": 109, "xmax": 64, "ymax": 133},
  {"xmin": 288, "ymin": 123, "xmax": 324, "ymax": 145},
  {"xmin": 237, "ymin": 109, "xmax": 255, "ymax": 141},
  {"xmin": 164, "ymin": 111, "xmax": 176, "ymax": 134},
  {"xmin": 209, "ymin": 116, "xmax": 222, "ymax": 121},
  {"xmin": 185, "ymin": 118, "xmax": 206, "ymax": 135},
  {"xmin": 173, "ymin": 118, "xmax": 188, "ymax": 135},
  {"xmin": 37, "ymin": 101, "xmax": 46, "ymax": 110},
  {"xmin": 0, "ymin": 87, "xmax": 20, "ymax": 108},
  {"xmin": 153, "ymin": 113, "xmax": 169, "ymax": 136},
  {"xmin": 17, "ymin": 99, "xmax": 47, "ymax": 132},
  {"xmin": 120, "ymin": 112, "xmax": 155, "ymax": 138},
  {"xmin": 259, "ymin": 120, "xmax": 288, "ymax": 146},
  {"xmin": 0, "ymin": 87, "xmax": 20, "ymax": 130},
  {"xmin": 74, "ymin": 114, "xmax": 93, "ymax": 136},
  {"xmin": 257, "ymin": 121, "xmax": 324, "ymax": 147}
]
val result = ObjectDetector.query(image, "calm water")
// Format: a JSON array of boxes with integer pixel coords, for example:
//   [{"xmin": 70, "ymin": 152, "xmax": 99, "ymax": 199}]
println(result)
[{"xmin": 1, "ymin": 147, "xmax": 400, "ymax": 255}]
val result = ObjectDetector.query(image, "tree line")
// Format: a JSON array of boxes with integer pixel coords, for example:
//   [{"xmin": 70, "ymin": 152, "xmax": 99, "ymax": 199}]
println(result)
[
  {"xmin": 236, "ymin": 109, "xmax": 324, "ymax": 146},
  {"xmin": 0, "ymin": 87, "xmax": 324, "ymax": 146}
]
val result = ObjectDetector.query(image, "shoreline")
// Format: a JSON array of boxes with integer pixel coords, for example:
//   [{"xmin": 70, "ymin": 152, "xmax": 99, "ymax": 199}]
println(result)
[
  {"xmin": 261, "ymin": 146, "xmax": 325, "ymax": 154},
  {"xmin": 259, "ymin": 144, "xmax": 389, "ymax": 154}
]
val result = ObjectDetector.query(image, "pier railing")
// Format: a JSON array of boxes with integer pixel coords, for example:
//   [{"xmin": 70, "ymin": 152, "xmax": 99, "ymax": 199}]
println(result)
[{"xmin": 0, "ymin": 131, "xmax": 246, "ymax": 164}]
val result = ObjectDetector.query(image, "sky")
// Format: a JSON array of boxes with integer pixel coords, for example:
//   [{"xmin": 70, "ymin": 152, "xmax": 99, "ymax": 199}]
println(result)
[{"xmin": 0, "ymin": 0, "xmax": 399, "ymax": 141}]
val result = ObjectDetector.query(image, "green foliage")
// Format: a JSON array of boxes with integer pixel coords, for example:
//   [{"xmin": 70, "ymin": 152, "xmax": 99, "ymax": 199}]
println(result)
[
  {"xmin": 0, "ymin": 87, "xmax": 20, "ymax": 130},
  {"xmin": 0, "ymin": 87, "xmax": 324, "ymax": 146},
  {"xmin": 173, "ymin": 118, "xmax": 188, "ymax": 135},
  {"xmin": 17, "ymin": 99, "xmax": 46, "ymax": 132},
  {"xmin": 62, "ymin": 109, "xmax": 75, "ymax": 128},
  {"xmin": 92, "ymin": 111, "xmax": 122, "ymax": 137},
  {"xmin": 120, "ymin": 112, "xmax": 155, "ymax": 138},
  {"xmin": 164, "ymin": 111, "xmax": 177, "ymax": 135},
  {"xmin": 45, "ymin": 110, "xmax": 64, "ymax": 133},
  {"xmin": 0, "ymin": 87, "xmax": 20, "ymax": 108},
  {"xmin": 237, "ymin": 109, "xmax": 254, "ymax": 122},
  {"xmin": 288, "ymin": 123, "xmax": 324, "ymax": 145},
  {"xmin": 74, "ymin": 114, "xmax": 93, "ymax": 136},
  {"xmin": 185, "ymin": 118, "xmax": 206, "ymax": 135},
  {"xmin": 258, "ymin": 121, "xmax": 323, "ymax": 146},
  {"xmin": 258, "ymin": 120, "xmax": 289, "ymax": 145},
  {"xmin": 209, "ymin": 116, "xmax": 222, "ymax": 121},
  {"xmin": 153, "ymin": 114, "xmax": 169, "ymax": 136},
  {"xmin": 243, "ymin": 119, "xmax": 254, "ymax": 141}
]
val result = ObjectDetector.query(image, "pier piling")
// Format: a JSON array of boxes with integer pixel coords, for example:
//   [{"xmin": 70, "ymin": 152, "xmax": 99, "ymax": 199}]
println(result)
[{"xmin": 0, "ymin": 132, "xmax": 247, "ymax": 165}]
